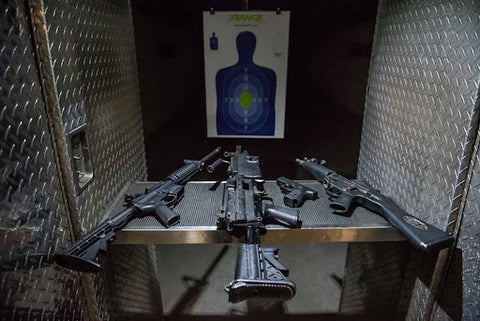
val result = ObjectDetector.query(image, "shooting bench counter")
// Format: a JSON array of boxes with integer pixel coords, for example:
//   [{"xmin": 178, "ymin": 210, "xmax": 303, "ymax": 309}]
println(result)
[{"xmin": 113, "ymin": 181, "xmax": 406, "ymax": 244}]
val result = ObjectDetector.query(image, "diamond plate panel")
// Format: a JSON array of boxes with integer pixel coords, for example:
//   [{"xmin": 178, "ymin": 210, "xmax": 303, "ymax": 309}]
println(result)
[
  {"xmin": 343, "ymin": 0, "xmax": 480, "ymax": 319},
  {"xmin": 435, "ymin": 133, "xmax": 480, "ymax": 321},
  {"xmin": 456, "ymin": 150, "xmax": 480, "ymax": 319},
  {"xmin": 0, "ymin": 0, "xmax": 84, "ymax": 319},
  {"xmin": 358, "ymin": 0, "xmax": 480, "ymax": 230},
  {"xmin": 339, "ymin": 242, "xmax": 411, "ymax": 319},
  {"xmin": 40, "ymin": 0, "xmax": 149, "ymax": 318},
  {"xmin": 43, "ymin": 0, "xmax": 147, "ymax": 233},
  {"xmin": 103, "ymin": 245, "xmax": 162, "ymax": 320}
]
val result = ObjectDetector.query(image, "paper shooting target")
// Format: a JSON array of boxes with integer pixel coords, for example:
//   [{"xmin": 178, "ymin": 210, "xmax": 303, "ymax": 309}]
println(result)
[{"xmin": 215, "ymin": 31, "xmax": 276, "ymax": 135}]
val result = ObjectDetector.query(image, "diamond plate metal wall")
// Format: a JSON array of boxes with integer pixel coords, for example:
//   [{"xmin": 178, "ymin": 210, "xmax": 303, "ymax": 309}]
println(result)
[
  {"xmin": 453, "ymin": 149, "xmax": 480, "ymax": 319},
  {"xmin": 342, "ymin": 0, "xmax": 480, "ymax": 319},
  {"xmin": 103, "ymin": 245, "xmax": 163, "ymax": 320},
  {"xmin": 434, "ymin": 128, "xmax": 480, "ymax": 321},
  {"xmin": 15, "ymin": 0, "xmax": 153, "ymax": 319},
  {"xmin": 358, "ymin": 0, "xmax": 479, "ymax": 231},
  {"xmin": 37, "ymin": 0, "xmax": 150, "ymax": 318},
  {"xmin": 339, "ymin": 242, "xmax": 411, "ymax": 318},
  {"xmin": 0, "ymin": 0, "xmax": 85, "ymax": 319},
  {"xmin": 43, "ymin": 0, "xmax": 147, "ymax": 234}
]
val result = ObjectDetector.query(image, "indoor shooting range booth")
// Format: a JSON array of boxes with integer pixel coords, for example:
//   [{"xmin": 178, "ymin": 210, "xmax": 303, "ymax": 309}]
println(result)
[{"xmin": 0, "ymin": 0, "xmax": 479, "ymax": 320}]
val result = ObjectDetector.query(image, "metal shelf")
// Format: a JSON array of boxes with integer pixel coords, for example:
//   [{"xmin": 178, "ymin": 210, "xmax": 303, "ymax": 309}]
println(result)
[{"xmin": 114, "ymin": 181, "xmax": 405, "ymax": 244}]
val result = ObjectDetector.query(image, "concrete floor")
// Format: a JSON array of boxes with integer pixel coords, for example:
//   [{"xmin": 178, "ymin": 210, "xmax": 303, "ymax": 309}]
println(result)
[{"xmin": 154, "ymin": 243, "xmax": 347, "ymax": 316}]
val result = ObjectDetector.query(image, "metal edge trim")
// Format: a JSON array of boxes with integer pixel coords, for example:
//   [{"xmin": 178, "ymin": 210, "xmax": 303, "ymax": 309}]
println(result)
[
  {"xmin": 115, "ymin": 226, "xmax": 405, "ymax": 244},
  {"xmin": 26, "ymin": 0, "xmax": 84, "ymax": 239},
  {"xmin": 132, "ymin": 180, "xmax": 324, "ymax": 184}
]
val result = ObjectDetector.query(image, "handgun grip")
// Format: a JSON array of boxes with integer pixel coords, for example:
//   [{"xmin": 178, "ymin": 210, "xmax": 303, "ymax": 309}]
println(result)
[
  {"xmin": 154, "ymin": 204, "xmax": 180, "ymax": 227},
  {"xmin": 284, "ymin": 189, "xmax": 304, "ymax": 207},
  {"xmin": 264, "ymin": 205, "xmax": 302, "ymax": 228},
  {"xmin": 376, "ymin": 198, "xmax": 454, "ymax": 252},
  {"xmin": 277, "ymin": 177, "xmax": 319, "ymax": 207}
]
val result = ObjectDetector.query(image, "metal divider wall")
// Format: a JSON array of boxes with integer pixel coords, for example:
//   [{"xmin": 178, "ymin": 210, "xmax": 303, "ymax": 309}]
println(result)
[
  {"xmin": 340, "ymin": 0, "xmax": 480, "ymax": 320},
  {"xmin": 0, "ymin": 0, "xmax": 85, "ymax": 319},
  {"xmin": 1, "ymin": 0, "xmax": 159, "ymax": 320},
  {"xmin": 434, "ymin": 127, "xmax": 480, "ymax": 320}
]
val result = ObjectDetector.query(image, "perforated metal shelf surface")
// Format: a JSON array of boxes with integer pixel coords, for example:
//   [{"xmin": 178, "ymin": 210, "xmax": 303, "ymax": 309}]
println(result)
[{"xmin": 114, "ymin": 181, "xmax": 405, "ymax": 244}]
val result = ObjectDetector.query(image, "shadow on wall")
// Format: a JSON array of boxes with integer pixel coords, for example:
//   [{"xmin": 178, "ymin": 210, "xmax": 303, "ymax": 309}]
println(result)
[{"xmin": 132, "ymin": 0, "xmax": 378, "ymax": 180}]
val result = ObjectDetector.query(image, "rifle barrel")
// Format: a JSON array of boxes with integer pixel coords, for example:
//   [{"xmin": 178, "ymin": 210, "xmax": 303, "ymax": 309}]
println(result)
[{"xmin": 200, "ymin": 147, "xmax": 222, "ymax": 163}]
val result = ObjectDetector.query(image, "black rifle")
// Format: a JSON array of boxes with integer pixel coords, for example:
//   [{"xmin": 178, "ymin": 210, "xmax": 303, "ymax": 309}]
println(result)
[
  {"xmin": 296, "ymin": 158, "xmax": 454, "ymax": 252},
  {"xmin": 54, "ymin": 147, "xmax": 221, "ymax": 272},
  {"xmin": 276, "ymin": 177, "xmax": 319, "ymax": 207},
  {"xmin": 213, "ymin": 146, "xmax": 301, "ymax": 303}
]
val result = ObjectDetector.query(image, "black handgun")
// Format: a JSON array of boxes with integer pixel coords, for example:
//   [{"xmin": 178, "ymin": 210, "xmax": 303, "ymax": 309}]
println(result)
[
  {"xmin": 54, "ymin": 147, "xmax": 221, "ymax": 272},
  {"xmin": 214, "ymin": 146, "xmax": 301, "ymax": 302},
  {"xmin": 276, "ymin": 177, "xmax": 319, "ymax": 207},
  {"xmin": 296, "ymin": 158, "xmax": 454, "ymax": 253}
]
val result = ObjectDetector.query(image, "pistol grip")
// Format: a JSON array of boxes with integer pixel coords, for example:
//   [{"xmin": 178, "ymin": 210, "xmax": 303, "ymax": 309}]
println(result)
[
  {"xmin": 329, "ymin": 192, "xmax": 354, "ymax": 216},
  {"xmin": 284, "ymin": 189, "xmax": 304, "ymax": 207},
  {"xmin": 154, "ymin": 204, "xmax": 180, "ymax": 227},
  {"xmin": 305, "ymin": 189, "xmax": 319, "ymax": 201}
]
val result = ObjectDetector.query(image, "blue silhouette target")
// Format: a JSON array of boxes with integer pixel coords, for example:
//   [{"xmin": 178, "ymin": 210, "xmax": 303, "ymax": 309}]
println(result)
[{"xmin": 216, "ymin": 31, "xmax": 276, "ymax": 135}]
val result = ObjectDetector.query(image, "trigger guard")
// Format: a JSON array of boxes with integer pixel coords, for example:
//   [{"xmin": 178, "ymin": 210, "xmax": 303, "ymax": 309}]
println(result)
[
  {"xmin": 326, "ymin": 187, "xmax": 341, "ymax": 195},
  {"xmin": 329, "ymin": 203, "xmax": 347, "ymax": 213},
  {"xmin": 326, "ymin": 190, "xmax": 340, "ymax": 197}
]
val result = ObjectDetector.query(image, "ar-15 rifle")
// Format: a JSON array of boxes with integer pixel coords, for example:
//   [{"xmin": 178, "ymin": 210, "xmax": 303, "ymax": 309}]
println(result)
[
  {"xmin": 296, "ymin": 158, "xmax": 454, "ymax": 253},
  {"xmin": 54, "ymin": 147, "xmax": 221, "ymax": 272},
  {"xmin": 210, "ymin": 146, "xmax": 302, "ymax": 303}
]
